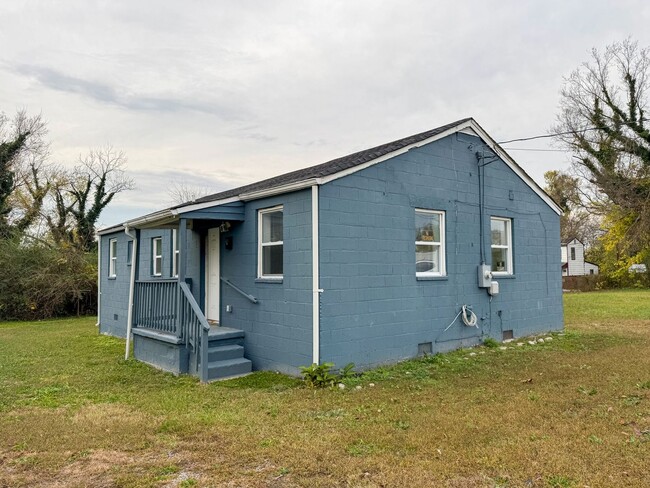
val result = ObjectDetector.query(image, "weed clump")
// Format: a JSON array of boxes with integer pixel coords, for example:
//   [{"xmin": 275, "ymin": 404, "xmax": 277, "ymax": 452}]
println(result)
[{"xmin": 300, "ymin": 362, "xmax": 356, "ymax": 388}]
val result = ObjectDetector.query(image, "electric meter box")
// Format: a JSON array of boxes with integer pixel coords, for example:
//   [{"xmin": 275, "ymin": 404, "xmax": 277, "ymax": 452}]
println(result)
[
  {"xmin": 489, "ymin": 281, "xmax": 499, "ymax": 296},
  {"xmin": 478, "ymin": 264, "xmax": 492, "ymax": 288}
]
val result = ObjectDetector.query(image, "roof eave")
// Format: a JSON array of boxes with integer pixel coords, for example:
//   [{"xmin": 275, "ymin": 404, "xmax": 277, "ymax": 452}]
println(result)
[{"xmin": 99, "ymin": 118, "xmax": 562, "ymax": 232}]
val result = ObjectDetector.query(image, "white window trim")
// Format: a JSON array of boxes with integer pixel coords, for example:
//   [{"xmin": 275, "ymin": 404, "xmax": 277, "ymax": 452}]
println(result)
[
  {"xmin": 491, "ymin": 217, "xmax": 513, "ymax": 275},
  {"xmin": 108, "ymin": 238, "xmax": 117, "ymax": 278},
  {"xmin": 152, "ymin": 237, "xmax": 163, "ymax": 277},
  {"xmin": 415, "ymin": 209, "xmax": 446, "ymax": 277},
  {"xmin": 258, "ymin": 205, "xmax": 284, "ymax": 279},
  {"xmin": 172, "ymin": 229, "xmax": 180, "ymax": 278}
]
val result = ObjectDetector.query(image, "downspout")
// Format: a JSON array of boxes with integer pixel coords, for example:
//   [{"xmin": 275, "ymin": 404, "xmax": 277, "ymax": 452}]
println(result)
[
  {"xmin": 96, "ymin": 234, "xmax": 101, "ymax": 327},
  {"xmin": 311, "ymin": 185, "xmax": 323, "ymax": 364},
  {"xmin": 124, "ymin": 225, "xmax": 138, "ymax": 360}
]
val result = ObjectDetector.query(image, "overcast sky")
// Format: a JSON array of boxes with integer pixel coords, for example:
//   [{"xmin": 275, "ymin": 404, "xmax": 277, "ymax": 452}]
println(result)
[{"xmin": 2, "ymin": 1, "xmax": 650, "ymax": 227}]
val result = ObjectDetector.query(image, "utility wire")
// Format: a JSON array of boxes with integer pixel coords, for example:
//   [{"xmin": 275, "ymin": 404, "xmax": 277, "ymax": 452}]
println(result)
[
  {"xmin": 505, "ymin": 148, "xmax": 567, "ymax": 152},
  {"xmin": 497, "ymin": 127, "xmax": 602, "ymax": 145}
]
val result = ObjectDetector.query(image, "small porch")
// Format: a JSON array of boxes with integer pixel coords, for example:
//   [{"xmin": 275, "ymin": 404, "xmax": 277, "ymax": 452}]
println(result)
[{"xmin": 126, "ymin": 202, "xmax": 254, "ymax": 381}]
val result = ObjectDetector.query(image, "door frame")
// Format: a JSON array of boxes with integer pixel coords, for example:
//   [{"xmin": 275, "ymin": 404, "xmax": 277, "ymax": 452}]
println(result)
[{"xmin": 205, "ymin": 227, "xmax": 220, "ymax": 324}]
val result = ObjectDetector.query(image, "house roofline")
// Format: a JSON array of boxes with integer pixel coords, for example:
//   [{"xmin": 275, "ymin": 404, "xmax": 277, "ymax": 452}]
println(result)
[
  {"xmin": 97, "ymin": 223, "xmax": 127, "ymax": 236},
  {"xmin": 97, "ymin": 118, "xmax": 562, "ymax": 233},
  {"xmin": 561, "ymin": 237, "xmax": 583, "ymax": 246}
]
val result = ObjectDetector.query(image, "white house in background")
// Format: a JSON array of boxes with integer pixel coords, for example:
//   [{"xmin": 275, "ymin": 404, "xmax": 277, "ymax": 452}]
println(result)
[{"xmin": 561, "ymin": 238, "xmax": 599, "ymax": 276}]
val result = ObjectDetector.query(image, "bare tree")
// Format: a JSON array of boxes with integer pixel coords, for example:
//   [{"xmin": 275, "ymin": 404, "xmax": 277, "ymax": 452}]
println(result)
[
  {"xmin": 553, "ymin": 39, "xmax": 650, "ymax": 252},
  {"xmin": 48, "ymin": 146, "xmax": 134, "ymax": 250},
  {"xmin": 167, "ymin": 180, "xmax": 214, "ymax": 205}
]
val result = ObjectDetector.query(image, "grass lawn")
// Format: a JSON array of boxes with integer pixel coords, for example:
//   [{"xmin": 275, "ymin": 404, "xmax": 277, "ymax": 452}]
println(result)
[{"xmin": 0, "ymin": 291, "xmax": 649, "ymax": 487}]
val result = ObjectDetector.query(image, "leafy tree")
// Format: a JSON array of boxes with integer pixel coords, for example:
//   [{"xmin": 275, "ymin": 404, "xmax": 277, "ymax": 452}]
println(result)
[
  {"xmin": 544, "ymin": 170, "xmax": 600, "ymax": 245},
  {"xmin": 0, "ymin": 109, "xmax": 134, "ymax": 318},
  {"xmin": 0, "ymin": 111, "xmax": 48, "ymax": 238},
  {"xmin": 554, "ymin": 39, "xmax": 650, "ymax": 251},
  {"xmin": 0, "ymin": 238, "xmax": 97, "ymax": 320}
]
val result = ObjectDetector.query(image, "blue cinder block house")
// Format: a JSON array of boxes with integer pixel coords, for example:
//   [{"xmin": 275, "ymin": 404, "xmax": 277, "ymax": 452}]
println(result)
[{"xmin": 97, "ymin": 118, "xmax": 563, "ymax": 381}]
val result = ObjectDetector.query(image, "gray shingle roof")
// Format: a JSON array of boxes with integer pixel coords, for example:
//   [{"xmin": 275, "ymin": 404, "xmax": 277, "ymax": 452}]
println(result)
[{"xmin": 178, "ymin": 117, "xmax": 472, "ymax": 208}]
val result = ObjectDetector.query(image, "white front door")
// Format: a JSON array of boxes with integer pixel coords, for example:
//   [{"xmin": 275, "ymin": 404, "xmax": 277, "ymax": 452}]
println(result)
[{"xmin": 206, "ymin": 227, "xmax": 220, "ymax": 324}]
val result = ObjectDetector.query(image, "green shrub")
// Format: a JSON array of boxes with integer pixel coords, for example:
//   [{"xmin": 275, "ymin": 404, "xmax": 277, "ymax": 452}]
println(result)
[
  {"xmin": 300, "ymin": 362, "xmax": 357, "ymax": 388},
  {"xmin": 482, "ymin": 337, "xmax": 500, "ymax": 348},
  {"xmin": 0, "ymin": 239, "xmax": 97, "ymax": 320},
  {"xmin": 338, "ymin": 362, "xmax": 357, "ymax": 379},
  {"xmin": 300, "ymin": 362, "xmax": 338, "ymax": 388}
]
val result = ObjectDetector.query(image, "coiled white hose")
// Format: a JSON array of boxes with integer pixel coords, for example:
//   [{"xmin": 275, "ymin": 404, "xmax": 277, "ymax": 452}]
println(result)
[{"xmin": 461, "ymin": 304, "xmax": 478, "ymax": 327}]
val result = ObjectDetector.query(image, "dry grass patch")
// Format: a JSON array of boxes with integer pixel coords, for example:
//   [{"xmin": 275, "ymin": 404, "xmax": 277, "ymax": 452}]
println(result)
[{"xmin": 1, "ymin": 290, "xmax": 649, "ymax": 487}]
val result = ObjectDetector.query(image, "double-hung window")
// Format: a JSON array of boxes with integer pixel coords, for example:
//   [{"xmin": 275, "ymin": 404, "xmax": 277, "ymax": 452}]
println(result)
[
  {"xmin": 491, "ymin": 217, "xmax": 512, "ymax": 274},
  {"xmin": 172, "ymin": 229, "xmax": 180, "ymax": 278},
  {"xmin": 415, "ymin": 209, "xmax": 446, "ymax": 277},
  {"xmin": 258, "ymin": 206, "xmax": 283, "ymax": 278},
  {"xmin": 152, "ymin": 237, "xmax": 163, "ymax": 276},
  {"xmin": 108, "ymin": 238, "xmax": 117, "ymax": 278}
]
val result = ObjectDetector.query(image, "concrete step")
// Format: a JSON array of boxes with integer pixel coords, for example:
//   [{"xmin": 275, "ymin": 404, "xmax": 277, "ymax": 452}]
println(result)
[
  {"xmin": 207, "ymin": 357, "xmax": 252, "ymax": 381},
  {"xmin": 208, "ymin": 344, "xmax": 245, "ymax": 362},
  {"xmin": 208, "ymin": 326, "xmax": 245, "ymax": 341},
  {"xmin": 207, "ymin": 336, "xmax": 244, "ymax": 348}
]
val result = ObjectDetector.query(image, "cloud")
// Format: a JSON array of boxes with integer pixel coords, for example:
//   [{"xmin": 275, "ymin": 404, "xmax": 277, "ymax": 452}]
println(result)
[
  {"xmin": 3, "ymin": 0, "xmax": 650, "ymax": 226},
  {"xmin": 13, "ymin": 64, "xmax": 243, "ymax": 120}
]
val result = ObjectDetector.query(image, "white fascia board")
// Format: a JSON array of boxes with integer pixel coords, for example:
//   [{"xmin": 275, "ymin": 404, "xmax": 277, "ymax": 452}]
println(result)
[
  {"xmin": 97, "ymin": 224, "xmax": 128, "ymax": 236},
  {"xmin": 171, "ymin": 196, "xmax": 242, "ymax": 215},
  {"xmin": 238, "ymin": 179, "xmax": 319, "ymax": 201},
  {"xmin": 123, "ymin": 210, "xmax": 175, "ymax": 229},
  {"xmin": 317, "ymin": 119, "xmax": 563, "ymax": 216},
  {"xmin": 316, "ymin": 122, "xmax": 470, "ymax": 186}
]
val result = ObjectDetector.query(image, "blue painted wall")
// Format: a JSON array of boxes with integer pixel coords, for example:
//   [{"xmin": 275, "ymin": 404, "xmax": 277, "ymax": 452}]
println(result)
[
  {"xmin": 99, "ymin": 227, "xmax": 202, "ymax": 337},
  {"xmin": 98, "ymin": 230, "xmax": 131, "ymax": 337},
  {"xmin": 99, "ymin": 130, "xmax": 562, "ymax": 374},
  {"xmin": 318, "ymin": 132, "xmax": 563, "ymax": 369},
  {"xmin": 219, "ymin": 190, "xmax": 313, "ymax": 374}
]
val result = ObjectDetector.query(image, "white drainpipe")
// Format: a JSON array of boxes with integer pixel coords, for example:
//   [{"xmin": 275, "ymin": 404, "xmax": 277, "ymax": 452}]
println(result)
[
  {"xmin": 311, "ymin": 185, "xmax": 323, "ymax": 364},
  {"xmin": 124, "ymin": 225, "xmax": 138, "ymax": 360},
  {"xmin": 96, "ymin": 235, "xmax": 101, "ymax": 327}
]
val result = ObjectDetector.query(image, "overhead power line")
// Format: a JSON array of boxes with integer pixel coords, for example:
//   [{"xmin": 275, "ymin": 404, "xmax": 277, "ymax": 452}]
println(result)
[
  {"xmin": 504, "ymin": 148, "xmax": 567, "ymax": 153},
  {"xmin": 497, "ymin": 127, "xmax": 602, "ymax": 145}
]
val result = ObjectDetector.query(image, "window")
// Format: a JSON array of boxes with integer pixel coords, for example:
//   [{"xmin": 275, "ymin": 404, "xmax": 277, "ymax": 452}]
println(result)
[
  {"xmin": 258, "ymin": 206, "xmax": 283, "ymax": 278},
  {"xmin": 127, "ymin": 240, "xmax": 133, "ymax": 266},
  {"xmin": 491, "ymin": 217, "xmax": 512, "ymax": 274},
  {"xmin": 415, "ymin": 209, "xmax": 446, "ymax": 276},
  {"xmin": 570, "ymin": 247, "xmax": 575, "ymax": 260},
  {"xmin": 152, "ymin": 237, "xmax": 163, "ymax": 276},
  {"xmin": 108, "ymin": 238, "xmax": 117, "ymax": 277},
  {"xmin": 172, "ymin": 229, "xmax": 180, "ymax": 277}
]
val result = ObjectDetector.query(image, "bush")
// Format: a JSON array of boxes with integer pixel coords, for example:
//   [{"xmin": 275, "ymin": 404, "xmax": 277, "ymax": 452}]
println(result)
[
  {"xmin": 0, "ymin": 239, "xmax": 97, "ymax": 320},
  {"xmin": 300, "ymin": 362, "xmax": 338, "ymax": 388},
  {"xmin": 300, "ymin": 362, "xmax": 357, "ymax": 388}
]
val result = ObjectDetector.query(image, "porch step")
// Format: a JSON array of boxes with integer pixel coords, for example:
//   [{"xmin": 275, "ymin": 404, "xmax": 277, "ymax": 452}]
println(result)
[
  {"xmin": 208, "ymin": 326, "xmax": 245, "ymax": 341},
  {"xmin": 208, "ymin": 344, "xmax": 245, "ymax": 362},
  {"xmin": 207, "ymin": 357, "xmax": 252, "ymax": 381}
]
